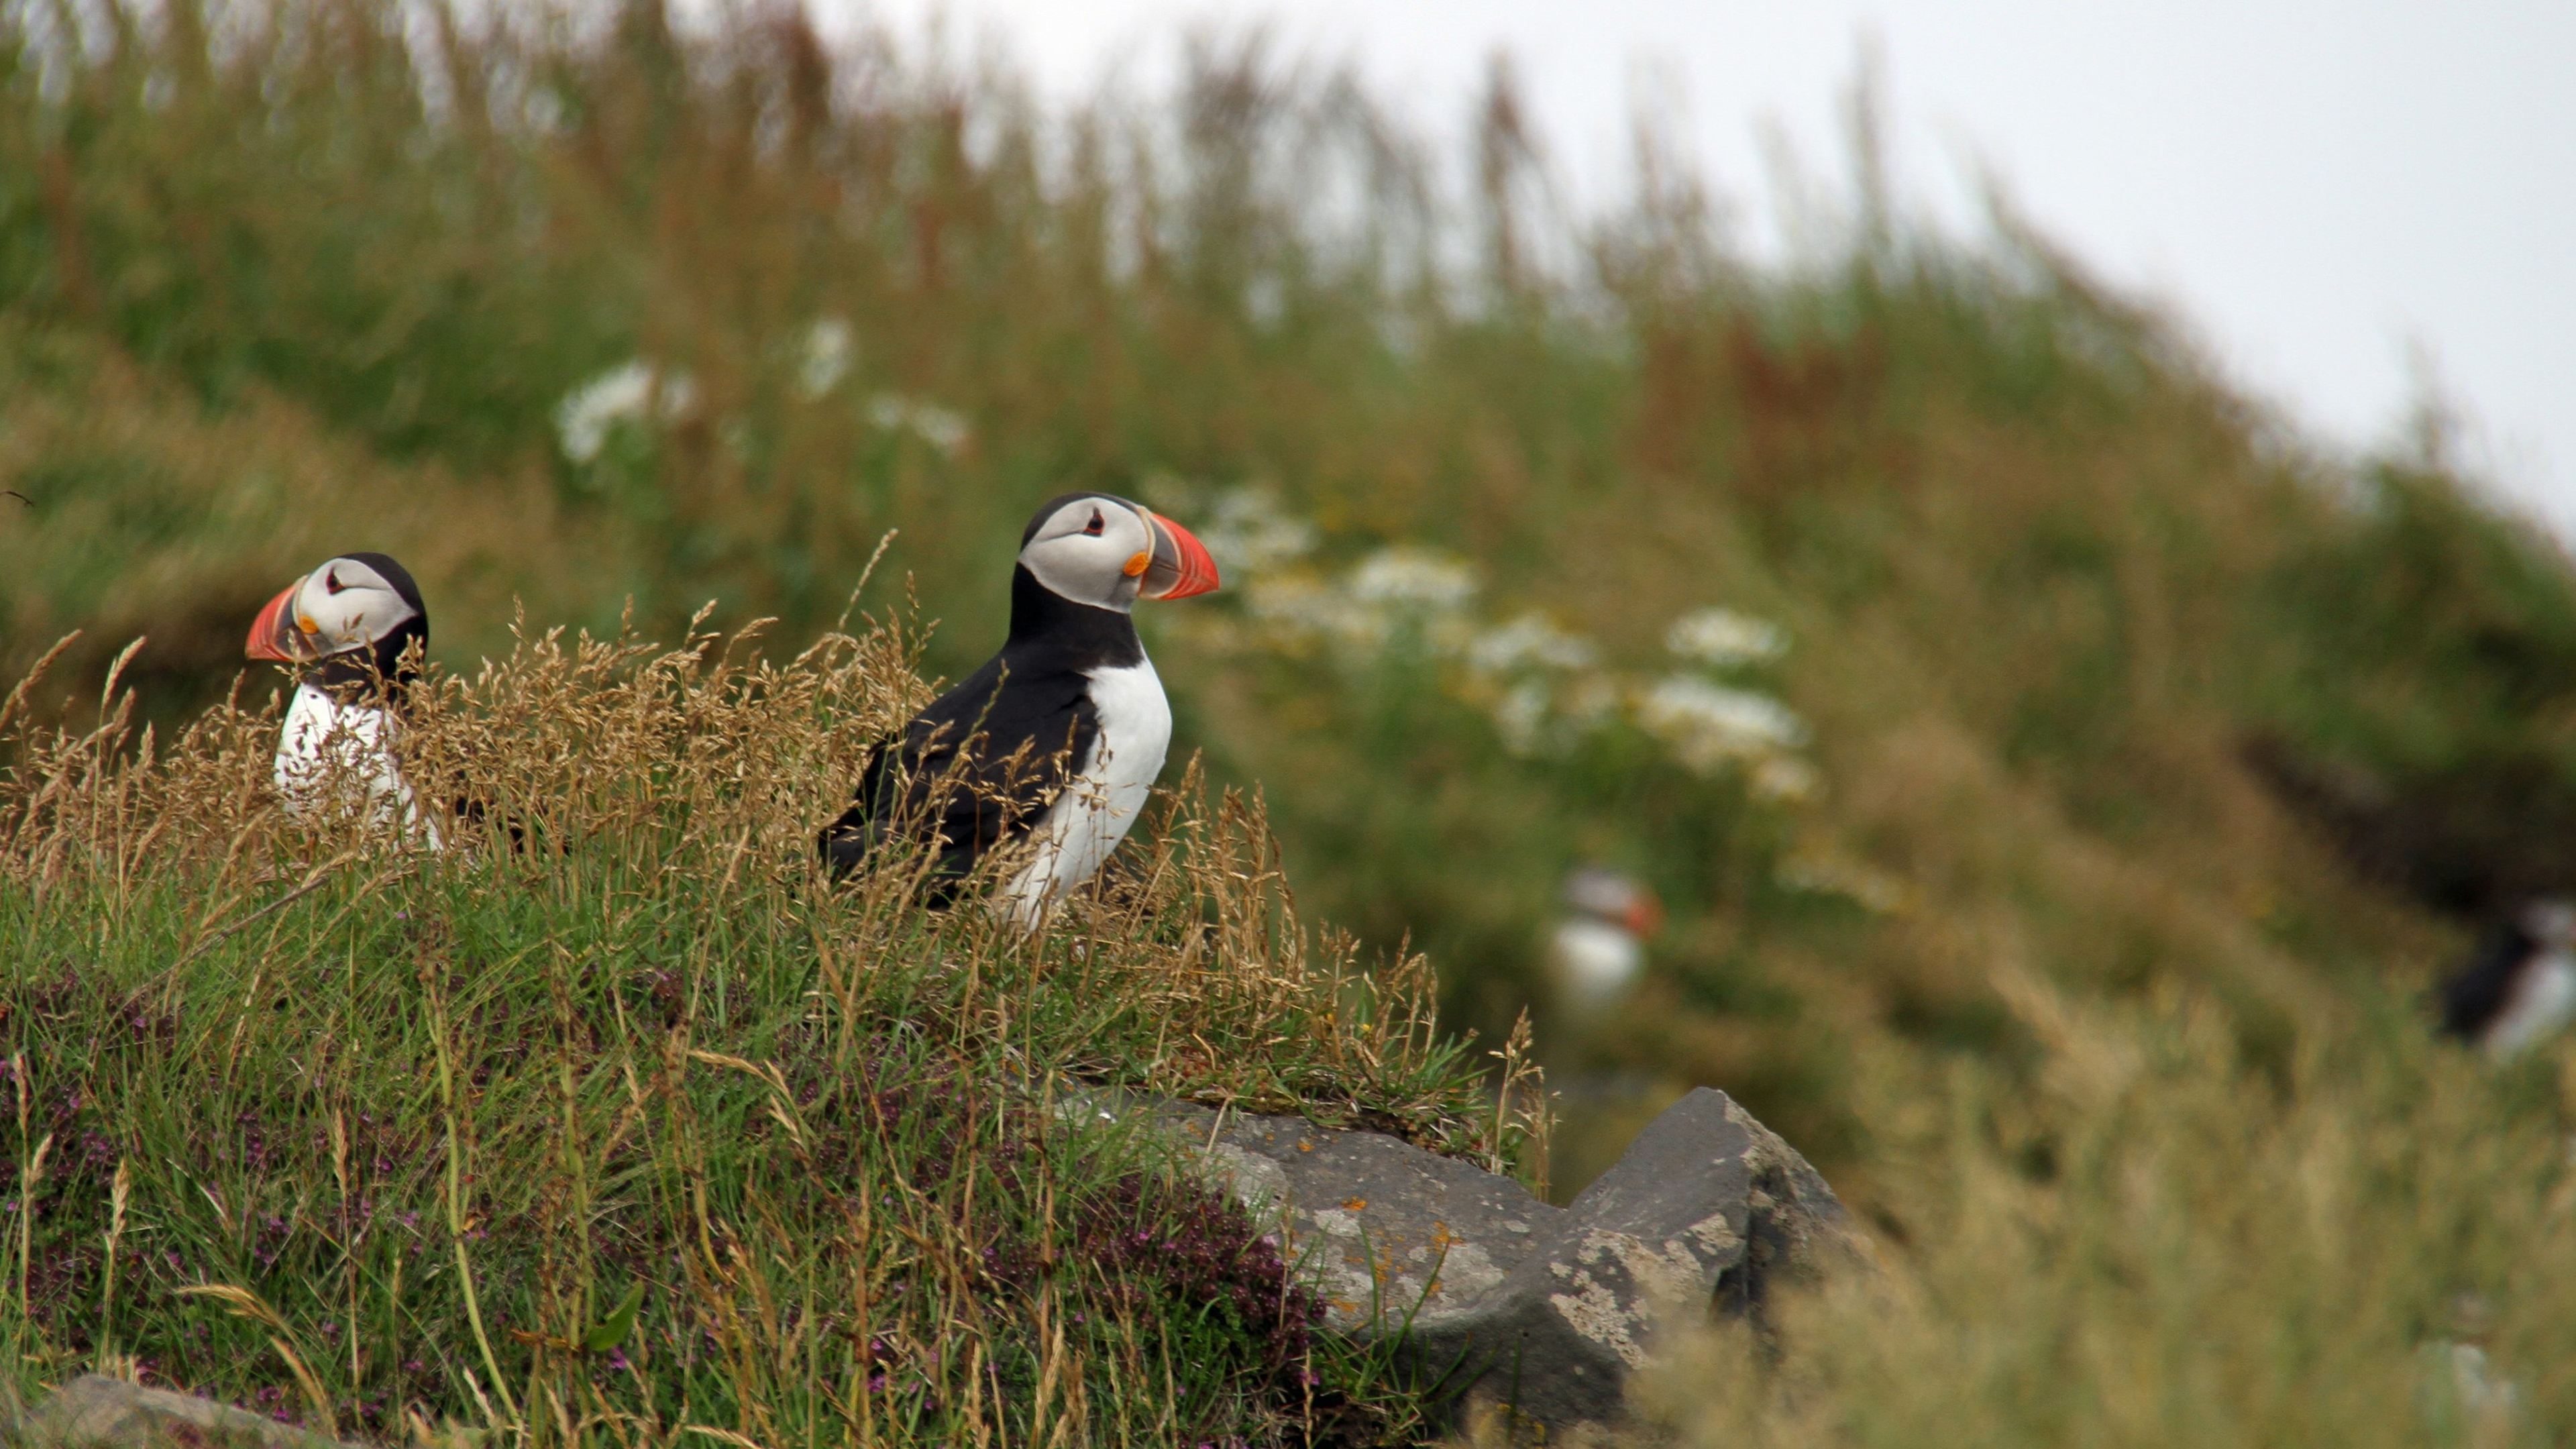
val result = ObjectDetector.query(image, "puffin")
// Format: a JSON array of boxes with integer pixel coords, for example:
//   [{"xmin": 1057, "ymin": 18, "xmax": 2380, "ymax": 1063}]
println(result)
[
  {"xmin": 244, "ymin": 552, "xmax": 441, "ymax": 846},
  {"xmin": 2439, "ymin": 898, "xmax": 2576, "ymax": 1057},
  {"xmin": 821, "ymin": 492, "xmax": 1220, "ymax": 928},
  {"xmin": 1548, "ymin": 866, "xmax": 1664, "ymax": 1018}
]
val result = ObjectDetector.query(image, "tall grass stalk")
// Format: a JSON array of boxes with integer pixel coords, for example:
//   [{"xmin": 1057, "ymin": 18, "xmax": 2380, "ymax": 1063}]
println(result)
[{"xmin": 431, "ymin": 979, "xmax": 520, "ymax": 1427}]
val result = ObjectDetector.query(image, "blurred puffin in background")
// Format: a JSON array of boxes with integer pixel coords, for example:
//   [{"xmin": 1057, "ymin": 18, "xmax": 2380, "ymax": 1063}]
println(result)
[
  {"xmin": 245, "ymin": 551, "xmax": 441, "ymax": 846},
  {"xmin": 1550, "ymin": 866, "xmax": 1664, "ymax": 1018},
  {"xmin": 821, "ymin": 492, "xmax": 1220, "ymax": 927},
  {"xmin": 2440, "ymin": 897, "xmax": 2576, "ymax": 1057}
]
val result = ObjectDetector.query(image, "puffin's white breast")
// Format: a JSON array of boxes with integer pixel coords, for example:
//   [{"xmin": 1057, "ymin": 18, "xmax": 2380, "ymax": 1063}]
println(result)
[
  {"xmin": 1550, "ymin": 918, "xmax": 1644, "ymax": 1014},
  {"xmin": 1000, "ymin": 657, "xmax": 1171, "ymax": 929},
  {"xmin": 2485, "ymin": 950, "xmax": 2576, "ymax": 1057},
  {"xmin": 274, "ymin": 682, "xmax": 439, "ymax": 847}
]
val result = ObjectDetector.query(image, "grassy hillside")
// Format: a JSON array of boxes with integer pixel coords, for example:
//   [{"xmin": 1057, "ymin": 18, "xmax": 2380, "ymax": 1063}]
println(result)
[
  {"xmin": 0, "ymin": 618, "xmax": 1525, "ymax": 1444},
  {"xmin": 9, "ymin": 1, "xmax": 2576, "ymax": 1442}
]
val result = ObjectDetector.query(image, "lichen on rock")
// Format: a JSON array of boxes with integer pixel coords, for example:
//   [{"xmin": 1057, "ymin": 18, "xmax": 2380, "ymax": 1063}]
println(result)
[{"xmin": 1136, "ymin": 1085, "xmax": 1852, "ymax": 1436}]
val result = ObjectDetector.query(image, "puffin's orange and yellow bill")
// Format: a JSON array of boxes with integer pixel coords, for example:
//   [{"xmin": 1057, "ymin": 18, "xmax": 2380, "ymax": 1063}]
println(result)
[
  {"xmin": 245, "ymin": 580, "xmax": 315, "ymax": 663},
  {"xmin": 1625, "ymin": 894, "xmax": 1666, "ymax": 938},
  {"xmin": 1138, "ymin": 511, "xmax": 1220, "ymax": 600}
]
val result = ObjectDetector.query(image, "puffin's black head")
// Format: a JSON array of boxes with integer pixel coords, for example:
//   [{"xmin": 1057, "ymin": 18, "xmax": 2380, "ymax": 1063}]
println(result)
[
  {"xmin": 246, "ymin": 552, "xmax": 429, "ymax": 690},
  {"xmin": 1016, "ymin": 493, "xmax": 1220, "ymax": 612}
]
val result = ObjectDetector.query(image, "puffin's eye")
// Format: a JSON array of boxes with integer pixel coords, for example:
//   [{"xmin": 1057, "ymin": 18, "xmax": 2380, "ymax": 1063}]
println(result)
[
  {"xmin": 1083, "ymin": 510, "xmax": 1105, "ymax": 537},
  {"xmin": 325, "ymin": 570, "xmax": 344, "ymax": 594}
]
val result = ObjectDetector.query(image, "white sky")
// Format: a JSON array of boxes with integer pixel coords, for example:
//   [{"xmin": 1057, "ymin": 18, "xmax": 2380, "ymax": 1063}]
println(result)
[{"xmin": 830, "ymin": 0, "xmax": 2576, "ymax": 533}]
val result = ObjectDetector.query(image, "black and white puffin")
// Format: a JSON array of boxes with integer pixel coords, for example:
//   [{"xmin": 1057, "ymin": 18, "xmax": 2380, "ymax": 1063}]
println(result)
[
  {"xmin": 2439, "ymin": 898, "xmax": 2576, "ymax": 1057},
  {"xmin": 244, "ymin": 552, "xmax": 441, "ymax": 845},
  {"xmin": 821, "ymin": 492, "xmax": 1220, "ymax": 926},
  {"xmin": 1548, "ymin": 866, "xmax": 1664, "ymax": 1018}
]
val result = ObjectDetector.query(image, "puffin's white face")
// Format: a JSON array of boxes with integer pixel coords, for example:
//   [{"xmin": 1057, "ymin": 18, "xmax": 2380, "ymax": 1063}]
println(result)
[
  {"xmin": 2524, "ymin": 898, "xmax": 2576, "ymax": 949},
  {"xmin": 247, "ymin": 555, "xmax": 423, "ymax": 664},
  {"xmin": 1564, "ymin": 867, "xmax": 1665, "ymax": 938},
  {"xmin": 1017, "ymin": 494, "xmax": 1220, "ymax": 612}
]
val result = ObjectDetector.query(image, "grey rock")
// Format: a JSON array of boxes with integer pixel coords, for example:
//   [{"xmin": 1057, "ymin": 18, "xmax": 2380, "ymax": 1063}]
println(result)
[
  {"xmin": 1146, "ymin": 1087, "xmax": 1849, "ymax": 1436},
  {"xmin": 9, "ymin": 1376, "xmax": 361, "ymax": 1449},
  {"xmin": 1158, "ymin": 1104, "xmax": 1547, "ymax": 1336},
  {"xmin": 1424, "ymin": 1088, "xmax": 1852, "ymax": 1432}
]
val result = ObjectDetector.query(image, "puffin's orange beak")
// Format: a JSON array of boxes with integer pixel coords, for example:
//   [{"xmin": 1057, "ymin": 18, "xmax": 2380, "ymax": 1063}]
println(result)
[
  {"xmin": 1625, "ymin": 892, "xmax": 1666, "ymax": 939},
  {"xmin": 246, "ymin": 579, "xmax": 317, "ymax": 663},
  {"xmin": 1137, "ymin": 509, "xmax": 1220, "ymax": 600}
]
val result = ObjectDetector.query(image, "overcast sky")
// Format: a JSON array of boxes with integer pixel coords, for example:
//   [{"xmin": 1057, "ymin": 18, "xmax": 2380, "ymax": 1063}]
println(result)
[{"xmin": 830, "ymin": 0, "xmax": 2576, "ymax": 534}]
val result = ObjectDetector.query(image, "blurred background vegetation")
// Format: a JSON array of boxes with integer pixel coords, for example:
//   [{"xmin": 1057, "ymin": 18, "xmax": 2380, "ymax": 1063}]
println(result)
[{"xmin": 8, "ymin": 0, "xmax": 2576, "ymax": 1254}]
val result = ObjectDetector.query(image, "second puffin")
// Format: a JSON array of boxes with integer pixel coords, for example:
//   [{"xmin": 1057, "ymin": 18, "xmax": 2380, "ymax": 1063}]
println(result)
[{"xmin": 822, "ymin": 493, "xmax": 1220, "ymax": 926}]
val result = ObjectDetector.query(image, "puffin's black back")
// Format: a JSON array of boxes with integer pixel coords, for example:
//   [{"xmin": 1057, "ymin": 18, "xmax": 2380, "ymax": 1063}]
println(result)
[
  {"xmin": 821, "ymin": 563, "xmax": 1144, "ymax": 890},
  {"xmin": 2440, "ymin": 917, "xmax": 2534, "ymax": 1039}
]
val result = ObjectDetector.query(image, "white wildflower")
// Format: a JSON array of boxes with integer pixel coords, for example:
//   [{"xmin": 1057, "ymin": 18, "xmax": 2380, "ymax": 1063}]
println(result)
[
  {"xmin": 1244, "ymin": 574, "xmax": 1381, "ymax": 651},
  {"xmin": 2445, "ymin": 1342, "xmax": 2520, "ymax": 1422},
  {"xmin": 1347, "ymin": 547, "xmax": 1477, "ymax": 613},
  {"xmin": 867, "ymin": 393, "xmax": 971, "ymax": 456},
  {"xmin": 1666, "ymin": 606, "xmax": 1788, "ymax": 669},
  {"xmin": 1237, "ymin": 549, "xmax": 1477, "ymax": 661},
  {"xmin": 1195, "ymin": 486, "xmax": 1320, "ymax": 578},
  {"xmin": 798, "ymin": 317, "xmax": 855, "ymax": 397},
  {"xmin": 1467, "ymin": 612, "xmax": 1599, "ymax": 676},
  {"xmin": 1245, "ymin": 273, "xmax": 1287, "ymax": 329},
  {"xmin": 1635, "ymin": 674, "xmax": 1809, "ymax": 773},
  {"xmin": 556, "ymin": 360, "xmax": 696, "ymax": 464},
  {"xmin": 2412, "ymin": 1337, "xmax": 2520, "ymax": 1440},
  {"xmin": 1490, "ymin": 679, "xmax": 1553, "ymax": 756}
]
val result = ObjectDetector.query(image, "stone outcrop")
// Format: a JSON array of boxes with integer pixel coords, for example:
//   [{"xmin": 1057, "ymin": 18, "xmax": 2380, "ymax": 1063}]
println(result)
[
  {"xmin": 1146, "ymin": 1086, "xmax": 1851, "ymax": 1436},
  {"xmin": 8, "ymin": 1375, "xmax": 362, "ymax": 1449}
]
